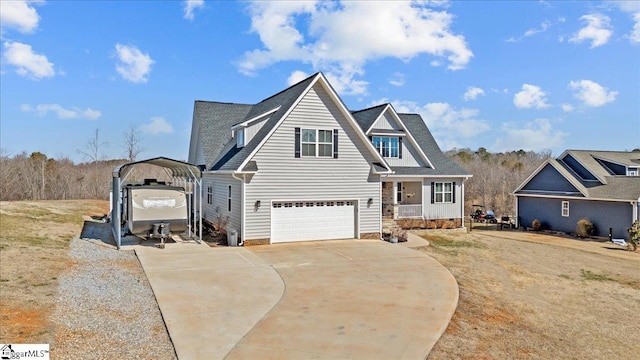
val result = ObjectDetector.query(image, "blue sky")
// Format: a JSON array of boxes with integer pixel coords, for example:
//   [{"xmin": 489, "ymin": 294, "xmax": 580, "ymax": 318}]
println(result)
[{"xmin": 1, "ymin": 0, "xmax": 639, "ymax": 163}]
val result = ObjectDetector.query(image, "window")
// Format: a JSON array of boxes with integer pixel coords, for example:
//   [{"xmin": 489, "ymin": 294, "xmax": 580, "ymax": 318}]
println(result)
[
  {"xmin": 396, "ymin": 182, "xmax": 403, "ymax": 202},
  {"xmin": 236, "ymin": 129, "xmax": 245, "ymax": 148},
  {"xmin": 434, "ymin": 182, "xmax": 453, "ymax": 203},
  {"xmin": 318, "ymin": 130, "xmax": 333, "ymax": 157},
  {"xmin": 629, "ymin": 167, "xmax": 639, "ymax": 176},
  {"xmin": 227, "ymin": 185, "xmax": 232, "ymax": 212},
  {"xmin": 562, "ymin": 201, "xmax": 569, "ymax": 217},
  {"xmin": 301, "ymin": 129, "xmax": 316, "ymax": 156},
  {"xmin": 372, "ymin": 136, "xmax": 399, "ymax": 158},
  {"xmin": 301, "ymin": 129, "xmax": 333, "ymax": 157},
  {"xmin": 207, "ymin": 184, "xmax": 213, "ymax": 204}
]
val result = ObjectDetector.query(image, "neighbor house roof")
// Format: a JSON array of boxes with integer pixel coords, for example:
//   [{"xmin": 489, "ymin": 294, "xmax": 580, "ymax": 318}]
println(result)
[{"xmin": 514, "ymin": 150, "xmax": 640, "ymax": 201}]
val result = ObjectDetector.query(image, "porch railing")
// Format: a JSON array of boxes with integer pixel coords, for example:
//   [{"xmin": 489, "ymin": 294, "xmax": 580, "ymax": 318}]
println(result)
[{"xmin": 397, "ymin": 204, "xmax": 422, "ymax": 218}]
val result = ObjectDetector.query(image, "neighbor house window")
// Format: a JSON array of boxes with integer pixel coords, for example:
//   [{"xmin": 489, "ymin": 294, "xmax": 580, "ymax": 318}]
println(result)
[
  {"xmin": 562, "ymin": 201, "xmax": 569, "ymax": 217},
  {"xmin": 207, "ymin": 184, "xmax": 213, "ymax": 204},
  {"xmin": 301, "ymin": 129, "xmax": 333, "ymax": 157},
  {"xmin": 434, "ymin": 182, "xmax": 453, "ymax": 203},
  {"xmin": 629, "ymin": 167, "xmax": 639, "ymax": 176},
  {"xmin": 396, "ymin": 182, "xmax": 403, "ymax": 203},
  {"xmin": 227, "ymin": 185, "xmax": 232, "ymax": 212},
  {"xmin": 372, "ymin": 136, "xmax": 399, "ymax": 158}
]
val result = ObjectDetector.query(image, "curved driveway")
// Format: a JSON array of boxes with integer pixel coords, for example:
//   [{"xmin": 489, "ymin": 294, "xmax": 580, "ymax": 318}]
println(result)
[{"xmin": 136, "ymin": 239, "xmax": 458, "ymax": 360}]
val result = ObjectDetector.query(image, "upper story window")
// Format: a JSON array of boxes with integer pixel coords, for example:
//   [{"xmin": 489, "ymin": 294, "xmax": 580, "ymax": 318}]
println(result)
[
  {"xmin": 301, "ymin": 129, "xmax": 333, "ymax": 157},
  {"xmin": 236, "ymin": 129, "xmax": 245, "ymax": 148},
  {"xmin": 372, "ymin": 136, "xmax": 399, "ymax": 158}
]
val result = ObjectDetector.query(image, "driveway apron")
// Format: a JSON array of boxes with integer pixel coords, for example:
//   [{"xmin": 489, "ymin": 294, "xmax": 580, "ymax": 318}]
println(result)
[
  {"xmin": 135, "ymin": 243, "xmax": 285, "ymax": 360},
  {"xmin": 228, "ymin": 240, "xmax": 458, "ymax": 360}
]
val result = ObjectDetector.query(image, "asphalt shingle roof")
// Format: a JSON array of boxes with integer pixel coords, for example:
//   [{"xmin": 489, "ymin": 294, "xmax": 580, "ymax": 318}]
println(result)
[
  {"xmin": 192, "ymin": 72, "xmax": 470, "ymax": 178},
  {"xmin": 516, "ymin": 150, "xmax": 640, "ymax": 201}
]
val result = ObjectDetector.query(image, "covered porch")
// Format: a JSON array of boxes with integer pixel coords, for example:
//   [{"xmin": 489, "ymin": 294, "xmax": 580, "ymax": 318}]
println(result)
[{"xmin": 382, "ymin": 180, "xmax": 423, "ymax": 219}]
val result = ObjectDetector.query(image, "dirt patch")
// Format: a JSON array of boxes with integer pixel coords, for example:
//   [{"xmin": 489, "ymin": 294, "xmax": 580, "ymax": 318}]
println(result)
[
  {"xmin": 0, "ymin": 200, "xmax": 109, "ymax": 343},
  {"xmin": 422, "ymin": 230, "xmax": 640, "ymax": 359}
]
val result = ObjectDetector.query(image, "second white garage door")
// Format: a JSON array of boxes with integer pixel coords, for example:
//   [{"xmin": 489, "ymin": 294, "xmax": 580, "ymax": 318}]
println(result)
[{"xmin": 271, "ymin": 200, "xmax": 356, "ymax": 243}]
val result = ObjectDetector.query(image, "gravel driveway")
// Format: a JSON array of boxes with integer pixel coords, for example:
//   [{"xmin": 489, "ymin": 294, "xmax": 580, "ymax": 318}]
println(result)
[{"xmin": 50, "ymin": 237, "xmax": 176, "ymax": 359}]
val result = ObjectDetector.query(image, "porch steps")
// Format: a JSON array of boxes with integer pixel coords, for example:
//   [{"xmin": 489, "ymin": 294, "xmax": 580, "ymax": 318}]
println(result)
[{"xmin": 382, "ymin": 217, "xmax": 401, "ymax": 236}]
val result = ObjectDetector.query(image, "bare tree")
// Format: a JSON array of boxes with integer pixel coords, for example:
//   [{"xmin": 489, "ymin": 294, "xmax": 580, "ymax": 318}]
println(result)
[
  {"xmin": 123, "ymin": 125, "xmax": 144, "ymax": 162},
  {"xmin": 77, "ymin": 128, "xmax": 107, "ymax": 163},
  {"xmin": 77, "ymin": 129, "xmax": 108, "ymax": 198}
]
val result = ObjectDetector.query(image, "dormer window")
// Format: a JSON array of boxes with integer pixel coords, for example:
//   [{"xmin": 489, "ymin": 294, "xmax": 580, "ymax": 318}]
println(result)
[
  {"xmin": 236, "ymin": 128, "xmax": 245, "ymax": 148},
  {"xmin": 372, "ymin": 136, "xmax": 399, "ymax": 158}
]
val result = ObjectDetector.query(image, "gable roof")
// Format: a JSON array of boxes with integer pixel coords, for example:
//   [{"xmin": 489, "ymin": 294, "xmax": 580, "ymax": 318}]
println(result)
[
  {"xmin": 193, "ymin": 72, "xmax": 392, "ymax": 174},
  {"xmin": 189, "ymin": 101, "xmax": 252, "ymax": 169},
  {"xmin": 351, "ymin": 105, "xmax": 470, "ymax": 177},
  {"xmin": 514, "ymin": 150, "xmax": 640, "ymax": 201}
]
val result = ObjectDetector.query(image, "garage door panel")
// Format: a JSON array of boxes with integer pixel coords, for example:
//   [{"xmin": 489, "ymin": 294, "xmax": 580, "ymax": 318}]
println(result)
[{"xmin": 272, "ymin": 201, "xmax": 356, "ymax": 243}]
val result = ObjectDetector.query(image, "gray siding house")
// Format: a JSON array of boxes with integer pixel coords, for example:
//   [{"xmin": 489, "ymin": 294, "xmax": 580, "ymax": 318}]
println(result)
[
  {"xmin": 514, "ymin": 150, "xmax": 640, "ymax": 239},
  {"xmin": 188, "ymin": 72, "xmax": 470, "ymax": 245}
]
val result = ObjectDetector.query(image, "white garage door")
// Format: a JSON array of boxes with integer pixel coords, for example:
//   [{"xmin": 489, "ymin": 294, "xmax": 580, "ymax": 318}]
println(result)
[{"xmin": 271, "ymin": 200, "xmax": 356, "ymax": 243}]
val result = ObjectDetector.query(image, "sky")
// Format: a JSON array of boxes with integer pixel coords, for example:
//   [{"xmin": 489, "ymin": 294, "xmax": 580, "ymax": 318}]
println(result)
[{"xmin": 1, "ymin": 0, "xmax": 639, "ymax": 163}]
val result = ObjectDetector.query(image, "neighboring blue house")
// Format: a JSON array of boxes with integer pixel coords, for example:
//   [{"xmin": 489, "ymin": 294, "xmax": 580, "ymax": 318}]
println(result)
[{"xmin": 514, "ymin": 150, "xmax": 640, "ymax": 239}]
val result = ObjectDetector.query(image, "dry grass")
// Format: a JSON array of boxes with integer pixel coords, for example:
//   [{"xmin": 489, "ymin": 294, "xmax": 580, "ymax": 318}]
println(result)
[
  {"xmin": 0, "ymin": 200, "xmax": 109, "ymax": 343},
  {"xmin": 422, "ymin": 230, "xmax": 640, "ymax": 359}
]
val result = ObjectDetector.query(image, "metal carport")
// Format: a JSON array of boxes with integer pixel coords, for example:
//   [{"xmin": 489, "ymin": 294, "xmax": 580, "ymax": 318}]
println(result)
[{"xmin": 111, "ymin": 157, "xmax": 202, "ymax": 249}]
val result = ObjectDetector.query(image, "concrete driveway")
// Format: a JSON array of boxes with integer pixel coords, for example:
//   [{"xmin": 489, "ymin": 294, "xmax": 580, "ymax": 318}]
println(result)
[{"xmin": 136, "ymin": 238, "xmax": 458, "ymax": 360}]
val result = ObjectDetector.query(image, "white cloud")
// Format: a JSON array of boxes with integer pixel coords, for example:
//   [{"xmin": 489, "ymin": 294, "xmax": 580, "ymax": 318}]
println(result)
[
  {"xmin": 569, "ymin": 13, "xmax": 612, "ymax": 48},
  {"xmin": 0, "ymin": 0, "xmax": 41, "ymax": 34},
  {"xmin": 20, "ymin": 103, "xmax": 101, "ymax": 120},
  {"xmin": 389, "ymin": 72, "xmax": 405, "ymax": 87},
  {"xmin": 494, "ymin": 119, "xmax": 566, "ymax": 152},
  {"xmin": 561, "ymin": 103, "xmax": 574, "ymax": 112},
  {"xmin": 287, "ymin": 70, "xmax": 310, "ymax": 86},
  {"xmin": 524, "ymin": 20, "xmax": 551, "ymax": 37},
  {"xmin": 568, "ymin": 79, "xmax": 618, "ymax": 107},
  {"xmin": 140, "ymin": 117, "xmax": 174, "ymax": 135},
  {"xmin": 463, "ymin": 86, "xmax": 485, "ymax": 101},
  {"xmin": 239, "ymin": 1, "xmax": 472, "ymax": 95},
  {"xmin": 612, "ymin": 1, "xmax": 640, "ymax": 43},
  {"xmin": 3, "ymin": 41, "xmax": 54, "ymax": 79},
  {"xmin": 513, "ymin": 84, "xmax": 549, "ymax": 109},
  {"xmin": 114, "ymin": 43, "xmax": 154, "ymax": 83},
  {"xmin": 183, "ymin": 0, "xmax": 204, "ymax": 21}
]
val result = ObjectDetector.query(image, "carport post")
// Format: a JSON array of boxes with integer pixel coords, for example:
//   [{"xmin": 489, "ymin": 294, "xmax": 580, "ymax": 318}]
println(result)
[{"xmin": 111, "ymin": 175, "xmax": 121, "ymax": 249}]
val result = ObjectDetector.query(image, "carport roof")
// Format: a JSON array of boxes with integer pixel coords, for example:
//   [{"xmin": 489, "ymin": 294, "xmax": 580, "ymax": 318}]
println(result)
[{"xmin": 113, "ymin": 157, "xmax": 202, "ymax": 179}]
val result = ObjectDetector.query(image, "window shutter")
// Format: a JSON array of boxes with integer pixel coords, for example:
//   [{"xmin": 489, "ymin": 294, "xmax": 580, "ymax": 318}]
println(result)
[
  {"xmin": 398, "ymin": 137, "xmax": 403, "ymax": 159},
  {"xmin": 333, "ymin": 129, "xmax": 339, "ymax": 159},
  {"xmin": 294, "ymin": 127, "xmax": 301, "ymax": 158},
  {"xmin": 431, "ymin": 182, "xmax": 435, "ymax": 204},
  {"xmin": 452, "ymin": 181, "xmax": 456, "ymax": 203}
]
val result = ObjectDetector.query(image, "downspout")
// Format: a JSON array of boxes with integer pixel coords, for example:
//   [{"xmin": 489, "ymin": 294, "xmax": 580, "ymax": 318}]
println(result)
[
  {"xmin": 461, "ymin": 178, "xmax": 465, "ymax": 229},
  {"xmin": 380, "ymin": 174, "xmax": 389, "ymax": 240},
  {"xmin": 231, "ymin": 172, "xmax": 245, "ymax": 246}
]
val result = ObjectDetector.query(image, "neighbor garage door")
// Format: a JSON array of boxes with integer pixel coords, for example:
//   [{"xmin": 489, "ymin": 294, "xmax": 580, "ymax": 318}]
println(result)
[{"xmin": 271, "ymin": 200, "xmax": 356, "ymax": 243}]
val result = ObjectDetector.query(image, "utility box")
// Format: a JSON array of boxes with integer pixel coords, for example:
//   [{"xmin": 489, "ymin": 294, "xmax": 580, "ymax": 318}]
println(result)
[{"xmin": 228, "ymin": 228, "xmax": 238, "ymax": 247}]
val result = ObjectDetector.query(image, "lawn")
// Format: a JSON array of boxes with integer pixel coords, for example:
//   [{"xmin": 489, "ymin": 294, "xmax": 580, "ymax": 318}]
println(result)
[
  {"xmin": 0, "ymin": 200, "xmax": 109, "ymax": 344},
  {"xmin": 422, "ymin": 230, "xmax": 640, "ymax": 359}
]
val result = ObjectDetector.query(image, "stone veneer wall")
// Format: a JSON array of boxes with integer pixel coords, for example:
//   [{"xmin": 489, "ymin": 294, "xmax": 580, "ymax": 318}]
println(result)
[
  {"xmin": 360, "ymin": 232, "xmax": 381, "ymax": 239},
  {"xmin": 395, "ymin": 218, "xmax": 463, "ymax": 230},
  {"xmin": 243, "ymin": 238, "xmax": 270, "ymax": 246}
]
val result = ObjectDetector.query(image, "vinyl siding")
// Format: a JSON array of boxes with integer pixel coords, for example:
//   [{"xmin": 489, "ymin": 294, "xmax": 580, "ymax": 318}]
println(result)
[
  {"xmin": 245, "ymin": 117, "xmax": 268, "ymax": 144},
  {"xmin": 372, "ymin": 112, "xmax": 402, "ymax": 131},
  {"xmin": 518, "ymin": 196, "xmax": 633, "ymax": 239},
  {"xmin": 522, "ymin": 163, "xmax": 583, "ymax": 194},
  {"xmin": 244, "ymin": 83, "xmax": 381, "ymax": 240},
  {"xmin": 201, "ymin": 173, "xmax": 242, "ymax": 237},
  {"xmin": 423, "ymin": 178, "xmax": 464, "ymax": 219},
  {"xmin": 370, "ymin": 110, "xmax": 423, "ymax": 167}
]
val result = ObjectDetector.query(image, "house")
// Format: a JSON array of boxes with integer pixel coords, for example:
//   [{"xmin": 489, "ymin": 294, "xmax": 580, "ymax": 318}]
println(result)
[
  {"xmin": 513, "ymin": 150, "xmax": 640, "ymax": 239},
  {"xmin": 188, "ymin": 72, "xmax": 471, "ymax": 245}
]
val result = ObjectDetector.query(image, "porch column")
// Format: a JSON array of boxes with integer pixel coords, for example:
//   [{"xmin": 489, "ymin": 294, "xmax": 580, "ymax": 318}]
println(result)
[{"xmin": 393, "ymin": 181, "xmax": 398, "ymax": 219}]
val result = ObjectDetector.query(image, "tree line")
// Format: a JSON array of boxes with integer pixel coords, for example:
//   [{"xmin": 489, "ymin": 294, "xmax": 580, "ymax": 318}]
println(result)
[{"xmin": 1, "ymin": 141, "xmax": 551, "ymax": 218}]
